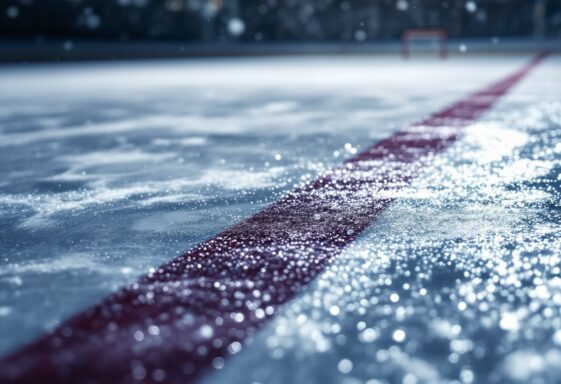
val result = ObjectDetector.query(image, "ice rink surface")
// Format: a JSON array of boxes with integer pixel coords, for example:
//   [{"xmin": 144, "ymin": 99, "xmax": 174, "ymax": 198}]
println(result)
[{"xmin": 1, "ymin": 54, "xmax": 560, "ymax": 383}]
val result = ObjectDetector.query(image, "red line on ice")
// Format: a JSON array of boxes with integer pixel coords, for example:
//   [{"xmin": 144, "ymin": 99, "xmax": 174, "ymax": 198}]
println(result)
[{"xmin": 0, "ymin": 54, "xmax": 546, "ymax": 384}]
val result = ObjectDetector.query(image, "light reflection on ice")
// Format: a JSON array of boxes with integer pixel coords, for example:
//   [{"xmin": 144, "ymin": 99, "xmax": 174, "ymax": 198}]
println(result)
[{"xmin": 206, "ymin": 99, "xmax": 561, "ymax": 383}]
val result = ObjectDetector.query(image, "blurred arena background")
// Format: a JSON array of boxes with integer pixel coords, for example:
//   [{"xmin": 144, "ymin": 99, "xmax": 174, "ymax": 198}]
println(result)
[{"xmin": 1, "ymin": 0, "xmax": 561, "ymax": 61}]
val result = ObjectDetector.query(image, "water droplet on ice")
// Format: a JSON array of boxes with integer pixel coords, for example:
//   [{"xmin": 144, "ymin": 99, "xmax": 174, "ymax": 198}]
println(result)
[
  {"xmin": 200, "ymin": 324, "xmax": 214, "ymax": 339},
  {"xmin": 392, "ymin": 329, "xmax": 406, "ymax": 342},
  {"xmin": 338, "ymin": 358, "xmax": 353, "ymax": 374}
]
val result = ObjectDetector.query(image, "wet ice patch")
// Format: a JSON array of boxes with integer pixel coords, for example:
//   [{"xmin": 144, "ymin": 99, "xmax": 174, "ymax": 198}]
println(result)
[
  {"xmin": 0, "ymin": 253, "xmax": 115, "ymax": 276},
  {"xmin": 59, "ymin": 149, "xmax": 175, "ymax": 167},
  {"xmin": 1, "ymin": 165, "xmax": 286, "ymax": 230},
  {"xmin": 132, "ymin": 206, "xmax": 249, "ymax": 234},
  {"xmin": 139, "ymin": 193, "xmax": 204, "ymax": 206},
  {"xmin": 377, "ymin": 206, "xmax": 530, "ymax": 241},
  {"xmin": 0, "ymin": 115, "xmax": 172, "ymax": 147},
  {"xmin": 247, "ymin": 101, "xmax": 299, "ymax": 115},
  {"xmin": 0, "ymin": 185, "xmax": 153, "ymax": 229},
  {"xmin": 152, "ymin": 137, "xmax": 208, "ymax": 147},
  {"xmin": 50, "ymin": 149, "xmax": 176, "ymax": 182}
]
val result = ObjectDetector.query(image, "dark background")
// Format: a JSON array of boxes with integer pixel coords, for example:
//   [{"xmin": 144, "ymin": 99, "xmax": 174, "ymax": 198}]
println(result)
[{"xmin": 1, "ymin": 0, "xmax": 561, "ymax": 43}]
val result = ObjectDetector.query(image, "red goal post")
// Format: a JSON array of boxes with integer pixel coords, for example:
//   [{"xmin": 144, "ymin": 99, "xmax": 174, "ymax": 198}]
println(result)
[{"xmin": 402, "ymin": 28, "xmax": 448, "ymax": 59}]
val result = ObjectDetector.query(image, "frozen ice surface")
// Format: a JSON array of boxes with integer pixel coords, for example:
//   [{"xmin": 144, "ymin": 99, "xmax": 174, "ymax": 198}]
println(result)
[{"xmin": 1, "ymin": 55, "xmax": 560, "ymax": 383}]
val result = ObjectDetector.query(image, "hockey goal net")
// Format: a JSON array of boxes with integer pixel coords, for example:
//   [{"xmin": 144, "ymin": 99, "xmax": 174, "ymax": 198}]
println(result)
[{"xmin": 402, "ymin": 28, "xmax": 448, "ymax": 59}]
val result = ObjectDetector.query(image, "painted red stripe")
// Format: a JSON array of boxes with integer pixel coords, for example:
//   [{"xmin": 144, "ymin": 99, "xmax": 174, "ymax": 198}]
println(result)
[{"xmin": 0, "ymin": 55, "xmax": 546, "ymax": 384}]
